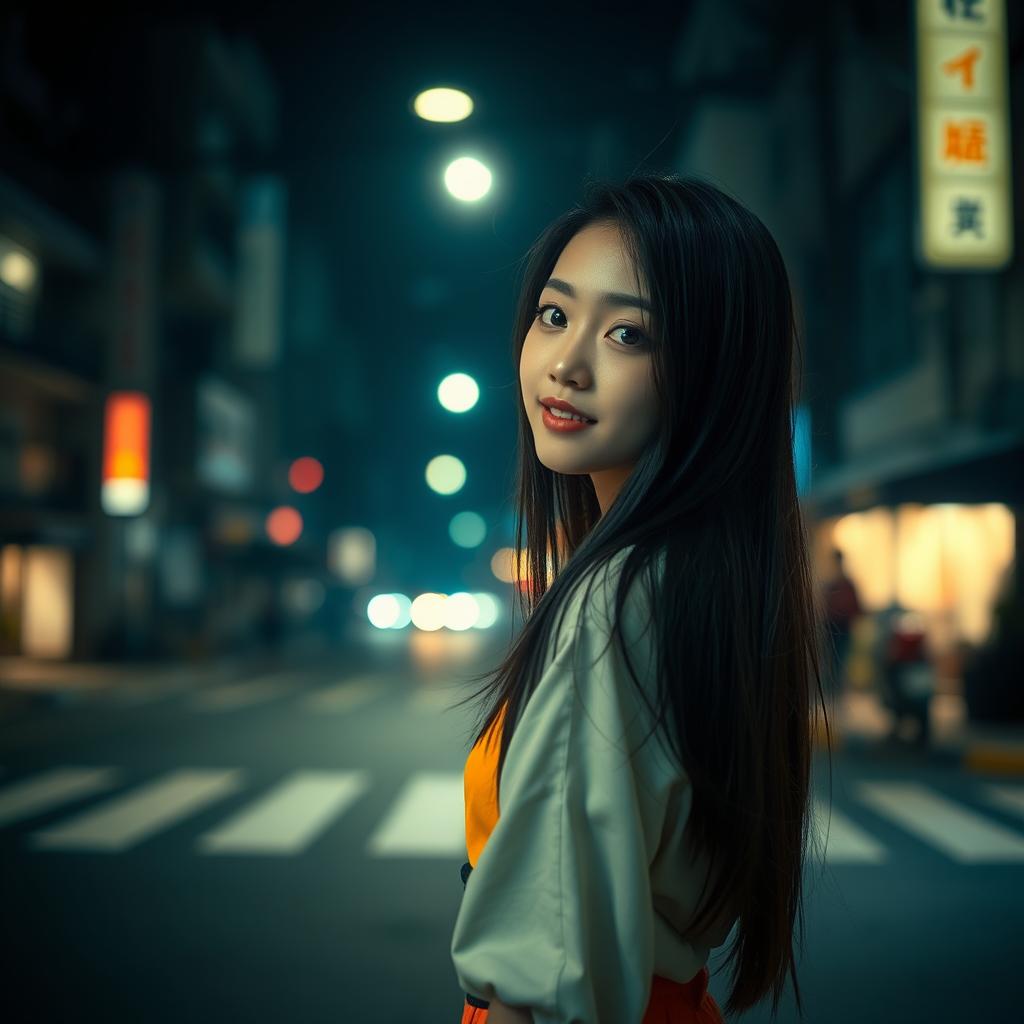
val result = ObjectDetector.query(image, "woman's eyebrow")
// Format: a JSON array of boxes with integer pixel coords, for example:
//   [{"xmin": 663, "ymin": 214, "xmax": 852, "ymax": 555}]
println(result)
[{"xmin": 543, "ymin": 277, "xmax": 652, "ymax": 314}]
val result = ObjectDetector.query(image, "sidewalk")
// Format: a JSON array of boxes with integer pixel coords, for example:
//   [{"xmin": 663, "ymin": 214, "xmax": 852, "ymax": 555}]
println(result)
[
  {"xmin": 6, "ymin": 647, "xmax": 1024, "ymax": 774},
  {"xmin": 0, "ymin": 633, "xmax": 335, "ymax": 717},
  {"xmin": 819, "ymin": 689, "xmax": 1024, "ymax": 775}
]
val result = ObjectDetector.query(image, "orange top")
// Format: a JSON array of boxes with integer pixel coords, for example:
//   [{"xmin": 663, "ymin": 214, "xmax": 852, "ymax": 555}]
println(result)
[{"xmin": 463, "ymin": 701, "xmax": 507, "ymax": 868}]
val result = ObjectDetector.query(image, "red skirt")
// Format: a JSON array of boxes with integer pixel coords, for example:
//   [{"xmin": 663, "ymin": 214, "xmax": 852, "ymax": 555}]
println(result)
[{"xmin": 460, "ymin": 966, "xmax": 725, "ymax": 1023}]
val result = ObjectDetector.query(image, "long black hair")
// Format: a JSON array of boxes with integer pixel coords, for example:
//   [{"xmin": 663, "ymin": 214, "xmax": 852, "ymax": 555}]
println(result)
[{"xmin": 453, "ymin": 171, "xmax": 832, "ymax": 1019}]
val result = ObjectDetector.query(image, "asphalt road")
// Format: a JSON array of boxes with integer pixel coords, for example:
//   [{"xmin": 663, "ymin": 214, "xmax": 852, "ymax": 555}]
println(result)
[{"xmin": 0, "ymin": 635, "xmax": 1021, "ymax": 1023}]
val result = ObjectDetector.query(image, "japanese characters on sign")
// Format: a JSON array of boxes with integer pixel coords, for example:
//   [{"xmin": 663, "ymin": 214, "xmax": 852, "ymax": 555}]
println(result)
[{"xmin": 915, "ymin": 0, "xmax": 1013, "ymax": 268}]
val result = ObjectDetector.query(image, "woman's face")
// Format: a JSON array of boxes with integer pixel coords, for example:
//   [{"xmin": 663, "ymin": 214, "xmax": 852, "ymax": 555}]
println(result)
[{"xmin": 519, "ymin": 220, "xmax": 659, "ymax": 516}]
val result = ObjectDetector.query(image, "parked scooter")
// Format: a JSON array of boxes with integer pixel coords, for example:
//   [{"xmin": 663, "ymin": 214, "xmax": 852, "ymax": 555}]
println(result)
[{"xmin": 878, "ymin": 606, "xmax": 934, "ymax": 745}]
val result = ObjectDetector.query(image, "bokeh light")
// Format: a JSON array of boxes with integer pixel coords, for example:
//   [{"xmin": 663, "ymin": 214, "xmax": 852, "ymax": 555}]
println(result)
[
  {"xmin": 0, "ymin": 246, "xmax": 38, "ymax": 292},
  {"xmin": 366, "ymin": 598, "xmax": 401, "ymax": 626},
  {"xmin": 444, "ymin": 156, "xmax": 492, "ymax": 202},
  {"xmin": 409, "ymin": 592, "xmax": 447, "ymax": 631},
  {"xmin": 425, "ymin": 454, "xmax": 467, "ymax": 496},
  {"xmin": 412, "ymin": 87, "xmax": 473, "ymax": 123},
  {"xmin": 490, "ymin": 546, "xmax": 517, "ymax": 584},
  {"xmin": 471, "ymin": 592, "xmax": 501, "ymax": 629},
  {"xmin": 329, "ymin": 527, "xmax": 376, "ymax": 585},
  {"xmin": 266, "ymin": 506, "xmax": 303, "ymax": 545},
  {"xmin": 437, "ymin": 372, "xmax": 480, "ymax": 413},
  {"xmin": 449, "ymin": 510, "xmax": 487, "ymax": 548},
  {"xmin": 442, "ymin": 591, "xmax": 480, "ymax": 631},
  {"xmin": 288, "ymin": 456, "xmax": 324, "ymax": 493}
]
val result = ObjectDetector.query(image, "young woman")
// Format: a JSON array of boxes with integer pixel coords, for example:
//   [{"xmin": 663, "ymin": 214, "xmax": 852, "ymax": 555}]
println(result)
[{"xmin": 450, "ymin": 173, "xmax": 831, "ymax": 1023}]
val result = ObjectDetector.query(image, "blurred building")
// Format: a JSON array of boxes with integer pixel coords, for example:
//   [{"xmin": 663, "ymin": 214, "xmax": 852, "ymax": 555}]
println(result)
[
  {"xmin": 670, "ymin": 0, "xmax": 1022, "ymax": 715},
  {"xmin": 0, "ymin": 18, "xmax": 321, "ymax": 661}
]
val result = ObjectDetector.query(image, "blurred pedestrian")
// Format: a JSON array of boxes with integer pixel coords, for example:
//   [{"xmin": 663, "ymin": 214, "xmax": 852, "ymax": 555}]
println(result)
[{"xmin": 822, "ymin": 547, "xmax": 863, "ymax": 703}]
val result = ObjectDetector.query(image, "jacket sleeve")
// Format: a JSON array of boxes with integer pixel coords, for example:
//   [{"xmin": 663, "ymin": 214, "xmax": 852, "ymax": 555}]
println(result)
[{"xmin": 450, "ymin": 555, "xmax": 676, "ymax": 1023}]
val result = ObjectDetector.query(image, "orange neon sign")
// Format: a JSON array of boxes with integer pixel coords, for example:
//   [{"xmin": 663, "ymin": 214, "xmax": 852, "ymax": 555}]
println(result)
[{"xmin": 102, "ymin": 391, "xmax": 151, "ymax": 483}]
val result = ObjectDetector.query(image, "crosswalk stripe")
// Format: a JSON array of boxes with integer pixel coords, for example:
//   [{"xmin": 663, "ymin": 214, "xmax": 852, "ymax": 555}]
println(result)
[
  {"xmin": 11, "ymin": 768, "xmax": 1022, "ymax": 864},
  {"xmin": 197, "ymin": 771, "xmax": 370, "ymax": 855},
  {"xmin": 30, "ymin": 769, "xmax": 244, "ymax": 852},
  {"xmin": 366, "ymin": 772, "xmax": 464, "ymax": 856},
  {"xmin": 811, "ymin": 799, "xmax": 887, "ymax": 863},
  {"xmin": 187, "ymin": 677, "xmax": 294, "ymax": 712},
  {"xmin": 301, "ymin": 678, "xmax": 386, "ymax": 713},
  {"xmin": 983, "ymin": 784, "xmax": 1024, "ymax": 821},
  {"xmin": 856, "ymin": 781, "xmax": 1024, "ymax": 863},
  {"xmin": 0, "ymin": 767, "xmax": 121, "ymax": 828}
]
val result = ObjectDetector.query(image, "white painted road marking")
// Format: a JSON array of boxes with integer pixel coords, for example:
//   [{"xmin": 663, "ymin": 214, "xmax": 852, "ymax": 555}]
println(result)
[
  {"xmin": 30, "ymin": 769, "xmax": 244, "ymax": 852},
  {"xmin": 0, "ymin": 767, "xmax": 121, "ymax": 827},
  {"xmin": 197, "ymin": 771, "xmax": 370, "ymax": 855},
  {"xmin": 983, "ymin": 784, "xmax": 1024, "ymax": 821},
  {"xmin": 366, "ymin": 772, "xmax": 464, "ymax": 856},
  {"xmin": 856, "ymin": 781, "xmax": 1024, "ymax": 863},
  {"xmin": 811, "ymin": 798, "xmax": 887, "ymax": 863}
]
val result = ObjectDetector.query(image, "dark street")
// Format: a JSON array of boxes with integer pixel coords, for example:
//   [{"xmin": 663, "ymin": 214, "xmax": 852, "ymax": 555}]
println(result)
[
  {"xmin": 1, "ymin": 3, "xmax": 1022, "ymax": 1022},
  {"xmin": 2, "ymin": 640, "xmax": 1022, "ymax": 1023}
]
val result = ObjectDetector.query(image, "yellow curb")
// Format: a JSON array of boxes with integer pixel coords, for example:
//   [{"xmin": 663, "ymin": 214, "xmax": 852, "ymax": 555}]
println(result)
[{"xmin": 963, "ymin": 746, "xmax": 1024, "ymax": 775}]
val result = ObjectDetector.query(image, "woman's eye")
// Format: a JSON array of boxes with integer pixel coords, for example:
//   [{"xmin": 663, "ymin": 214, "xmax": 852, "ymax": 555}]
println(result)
[
  {"xmin": 533, "ymin": 304, "xmax": 647, "ymax": 348},
  {"xmin": 534, "ymin": 304, "xmax": 566, "ymax": 328},
  {"xmin": 608, "ymin": 325, "xmax": 646, "ymax": 348}
]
